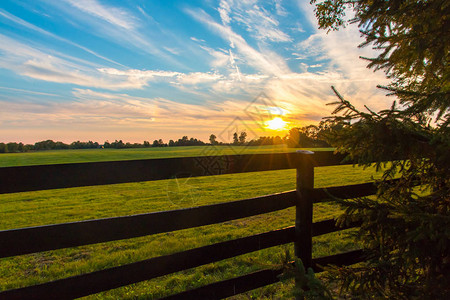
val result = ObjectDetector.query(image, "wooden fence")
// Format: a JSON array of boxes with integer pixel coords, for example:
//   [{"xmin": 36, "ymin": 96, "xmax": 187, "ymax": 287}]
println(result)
[{"xmin": 0, "ymin": 150, "xmax": 375, "ymax": 299}]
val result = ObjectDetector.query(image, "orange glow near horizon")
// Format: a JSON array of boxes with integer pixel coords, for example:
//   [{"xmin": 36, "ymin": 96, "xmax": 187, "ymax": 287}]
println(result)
[{"xmin": 265, "ymin": 117, "xmax": 289, "ymax": 131}]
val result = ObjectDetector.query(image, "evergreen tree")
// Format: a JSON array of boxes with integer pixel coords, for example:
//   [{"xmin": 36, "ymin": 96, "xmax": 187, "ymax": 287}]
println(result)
[{"xmin": 311, "ymin": 0, "xmax": 450, "ymax": 298}]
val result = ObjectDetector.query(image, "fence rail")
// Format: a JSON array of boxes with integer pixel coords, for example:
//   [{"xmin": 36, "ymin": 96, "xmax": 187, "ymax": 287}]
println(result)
[
  {"xmin": 161, "ymin": 249, "xmax": 364, "ymax": 300},
  {"xmin": 0, "ymin": 150, "xmax": 372, "ymax": 299},
  {"xmin": 0, "ymin": 191, "xmax": 297, "ymax": 258},
  {"xmin": 0, "ymin": 152, "xmax": 346, "ymax": 194}
]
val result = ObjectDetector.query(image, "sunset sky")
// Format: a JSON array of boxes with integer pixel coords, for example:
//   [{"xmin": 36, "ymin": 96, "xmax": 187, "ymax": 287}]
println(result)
[{"xmin": 0, "ymin": 0, "xmax": 391, "ymax": 144}]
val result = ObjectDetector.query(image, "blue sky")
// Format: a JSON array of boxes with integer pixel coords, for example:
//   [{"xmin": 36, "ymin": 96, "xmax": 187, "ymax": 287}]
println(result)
[{"xmin": 0, "ymin": 0, "xmax": 390, "ymax": 143}]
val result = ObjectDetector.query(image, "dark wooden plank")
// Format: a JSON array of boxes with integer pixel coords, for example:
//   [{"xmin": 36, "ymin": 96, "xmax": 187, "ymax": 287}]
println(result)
[
  {"xmin": 312, "ymin": 249, "xmax": 365, "ymax": 272},
  {"xmin": 295, "ymin": 152, "xmax": 314, "ymax": 271},
  {"xmin": 0, "ymin": 152, "xmax": 303, "ymax": 194},
  {"xmin": 294, "ymin": 152, "xmax": 315, "ymax": 300},
  {"xmin": 311, "ymin": 182, "xmax": 377, "ymax": 202},
  {"xmin": 0, "ymin": 227, "xmax": 296, "ymax": 300},
  {"xmin": 160, "ymin": 268, "xmax": 284, "ymax": 300},
  {"xmin": 0, "ymin": 191, "xmax": 296, "ymax": 258},
  {"xmin": 312, "ymin": 178, "xmax": 404, "ymax": 203},
  {"xmin": 161, "ymin": 249, "xmax": 365, "ymax": 300},
  {"xmin": 312, "ymin": 219, "xmax": 362, "ymax": 237},
  {"xmin": 0, "ymin": 151, "xmax": 350, "ymax": 194},
  {"xmin": 309, "ymin": 151, "xmax": 347, "ymax": 167}
]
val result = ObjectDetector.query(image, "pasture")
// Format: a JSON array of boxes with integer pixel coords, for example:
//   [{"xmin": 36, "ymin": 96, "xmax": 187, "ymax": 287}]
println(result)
[
  {"xmin": 0, "ymin": 145, "xmax": 324, "ymax": 168},
  {"xmin": 0, "ymin": 145, "xmax": 381, "ymax": 299}
]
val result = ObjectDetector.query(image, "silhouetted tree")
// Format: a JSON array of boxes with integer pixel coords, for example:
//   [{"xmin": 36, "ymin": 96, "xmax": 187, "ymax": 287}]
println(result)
[
  {"xmin": 0, "ymin": 143, "xmax": 8, "ymax": 153},
  {"xmin": 232, "ymin": 132, "xmax": 239, "ymax": 145},
  {"xmin": 209, "ymin": 134, "xmax": 218, "ymax": 145},
  {"xmin": 238, "ymin": 131, "xmax": 247, "ymax": 144}
]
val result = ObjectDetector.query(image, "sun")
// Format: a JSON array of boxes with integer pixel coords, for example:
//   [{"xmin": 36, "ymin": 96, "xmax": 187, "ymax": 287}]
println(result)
[{"xmin": 265, "ymin": 117, "xmax": 288, "ymax": 131}]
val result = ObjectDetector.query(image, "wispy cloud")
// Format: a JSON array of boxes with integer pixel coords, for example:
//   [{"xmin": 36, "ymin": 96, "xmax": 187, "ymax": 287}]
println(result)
[
  {"xmin": 296, "ymin": 0, "xmax": 390, "ymax": 111},
  {"xmin": 0, "ymin": 34, "xmax": 264, "ymax": 94},
  {"xmin": 197, "ymin": 44, "xmax": 230, "ymax": 68},
  {"xmin": 98, "ymin": 68, "xmax": 180, "ymax": 79},
  {"xmin": 0, "ymin": 34, "xmax": 162, "ymax": 90},
  {"xmin": 217, "ymin": 0, "xmax": 291, "ymax": 42},
  {"xmin": 177, "ymin": 72, "xmax": 224, "ymax": 85},
  {"xmin": 274, "ymin": 0, "xmax": 288, "ymax": 16},
  {"xmin": 218, "ymin": 0, "xmax": 232, "ymax": 25},
  {"xmin": 0, "ymin": 88, "xmax": 253, "ymax": 142},
  {"xmin": 190, "ymin": 37, "xmax": 206, "ymax": 43},
  {"xmin": 65, "ymin": 0, "xmax": 137, "ymax": 30},
  {"xmin": 20, "ymin": 59, "xmax": 126, "ymax": 88},
  {"xmin": 186, "ymin": 8, "xmax": 290, "ymax": 76},
  {"xmin": 228, "ymin": 49, "xmax": 242, "ymax": 81},
  {"xmin": 137, "ymin": 6, "xmax": 152, "ymax": 21},
  {"xmin": 0, "ymin": 86, "xmax": 60, "ymax": 97},
  {"xmin": 0, "ymin": 9, "xmax": 124, "ymax": 67},
  {"xmin": 39, "ymin": 0, "xmax": 181, "ymax": 65}
]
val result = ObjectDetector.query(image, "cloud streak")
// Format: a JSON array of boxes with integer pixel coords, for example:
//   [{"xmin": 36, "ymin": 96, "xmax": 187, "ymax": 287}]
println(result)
[
  {"xmin": 65, "ymin": 0, "xmax": 137, "ymax": 30},
  {"xmin": 0, "ymin": 9, "xmax": 125, "ymax": 67},
  {"xmin": 218, "ymin": 0, "xmax": 292, "ymax": 42},
  {"xmin": 0, "ymin": 86, "xmax": 60, "ymax": 97},
  {"xmin": 38, "ymin": 0, "xmax": 181, "ymax": 65},
  {"xmin": 186, "ymin": 8, "xmax": 290, "ymax": 76},
  {"xmin": 0, "ymin": 32, "xmax": 272, "ymax": 94},
  {"xmin": 0, "ymin": 89, "xmax": 251, "ymax": 138}
]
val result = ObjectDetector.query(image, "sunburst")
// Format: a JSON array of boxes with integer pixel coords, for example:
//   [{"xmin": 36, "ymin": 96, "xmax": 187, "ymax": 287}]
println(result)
[{"xmin": 265, "ymin": 117, "xmax": 288, "ymax": 130}]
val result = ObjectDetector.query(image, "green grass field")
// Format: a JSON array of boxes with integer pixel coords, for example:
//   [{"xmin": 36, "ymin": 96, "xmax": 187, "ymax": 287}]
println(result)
[
  {"xmin": 0, "ymin": 146, "xmax": 381, "ymax": 299},
  {"xmin": 0, "ymin": 144, "xmax": 331, "ymax": 168}
]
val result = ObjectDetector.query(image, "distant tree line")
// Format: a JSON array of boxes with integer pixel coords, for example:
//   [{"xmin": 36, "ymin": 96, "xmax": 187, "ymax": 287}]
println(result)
[
  {"xmin": 0, "ymin": 122, "xmax": 337, "ymax": 153},
  {"xmin": 285, "ymin": 121, "xmax": 341, "ymax": 148},
  {"xmin": 0, "ymin": 136, "xmax": 205, "ymax": 153}
]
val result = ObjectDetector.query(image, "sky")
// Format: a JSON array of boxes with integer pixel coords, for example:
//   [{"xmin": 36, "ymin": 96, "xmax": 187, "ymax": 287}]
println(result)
[{"xmin": 0, "ymin": 0, "xmax": 392, "ymax": 144}]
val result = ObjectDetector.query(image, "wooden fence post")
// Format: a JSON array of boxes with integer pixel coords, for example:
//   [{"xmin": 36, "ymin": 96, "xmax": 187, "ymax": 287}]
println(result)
[{"xmin": 295, "ymin": 150, "xmax": 314, "ymax": 294}]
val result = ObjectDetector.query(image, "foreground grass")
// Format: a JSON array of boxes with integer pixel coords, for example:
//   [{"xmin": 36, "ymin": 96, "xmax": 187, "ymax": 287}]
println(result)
[{"xmin": 0, "ymin": 146, "xmax": 380, "ymax": 298}]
